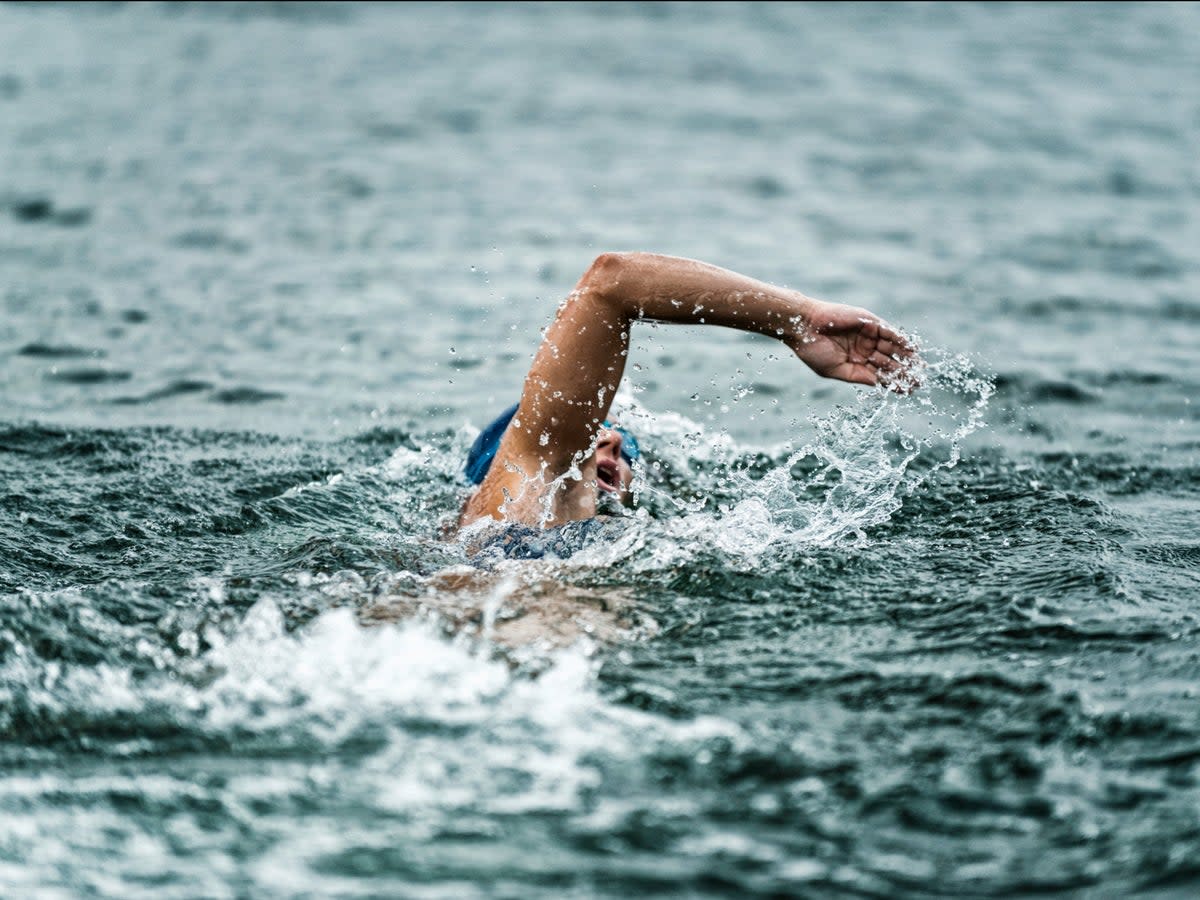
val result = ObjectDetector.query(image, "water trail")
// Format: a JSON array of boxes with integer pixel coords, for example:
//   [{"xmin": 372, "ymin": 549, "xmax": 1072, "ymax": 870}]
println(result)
[{"xmin": 1, "ymin": 595, "xmax": 742, "ymax": 816}]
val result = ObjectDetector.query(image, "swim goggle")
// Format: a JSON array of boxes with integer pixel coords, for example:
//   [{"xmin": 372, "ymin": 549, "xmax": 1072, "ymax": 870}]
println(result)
[{"xmin": 465, "ymin": 403, "xmax": 639, "ymax": 485}]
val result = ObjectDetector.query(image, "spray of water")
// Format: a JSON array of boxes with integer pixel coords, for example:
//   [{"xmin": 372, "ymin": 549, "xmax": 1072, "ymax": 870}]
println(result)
[
  {"xmin": 596, "ymin": 347, "xmax": 993, "ymax": 566},
  {"xmin": 376, "ymin": 347, "xmax": 990, "ymax": 580}
]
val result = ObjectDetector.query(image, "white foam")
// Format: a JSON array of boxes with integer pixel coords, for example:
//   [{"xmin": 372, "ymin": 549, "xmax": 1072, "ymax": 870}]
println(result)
[{"xmin": 4, "ymin": 591, "xmax": 738, "ymax": 788}]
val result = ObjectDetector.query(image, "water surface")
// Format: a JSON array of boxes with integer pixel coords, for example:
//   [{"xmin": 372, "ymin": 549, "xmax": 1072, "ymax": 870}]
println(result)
[{"xmin": 2, "ymin": 3, "xmax": 1199, "ymax": 897}]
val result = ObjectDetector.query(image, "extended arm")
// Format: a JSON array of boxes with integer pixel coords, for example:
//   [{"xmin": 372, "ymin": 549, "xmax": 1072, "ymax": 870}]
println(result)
[{"xmin": 462, "ymin": 252, "xmax": 915, "ymax": 525}]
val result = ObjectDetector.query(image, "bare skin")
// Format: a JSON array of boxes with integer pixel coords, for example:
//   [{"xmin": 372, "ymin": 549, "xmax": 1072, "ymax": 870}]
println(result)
[{"xmin": 460, "ymin": 252, "xmax": 916, "ymax": 530}]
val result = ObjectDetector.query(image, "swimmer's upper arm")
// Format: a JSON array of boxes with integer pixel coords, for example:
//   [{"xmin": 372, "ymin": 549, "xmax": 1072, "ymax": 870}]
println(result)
[
  {"xmin": 503, "ymin": 254, "xmax": 633, "ymax": 463},
  {"xmin": 463, "ymin": 256, "xmax": 633, "ymax": 521}
]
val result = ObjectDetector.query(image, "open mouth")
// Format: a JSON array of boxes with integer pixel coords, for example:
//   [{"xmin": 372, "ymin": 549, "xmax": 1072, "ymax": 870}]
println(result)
[{"xmin": 596, "ymin": 459, "xmax": 621, "ymax": 494}]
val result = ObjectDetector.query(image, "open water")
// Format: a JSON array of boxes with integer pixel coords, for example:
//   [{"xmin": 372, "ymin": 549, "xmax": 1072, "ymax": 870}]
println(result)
[{"xmin": 2, "ymin": 2, "xmax": 1199, "ymax": 897}]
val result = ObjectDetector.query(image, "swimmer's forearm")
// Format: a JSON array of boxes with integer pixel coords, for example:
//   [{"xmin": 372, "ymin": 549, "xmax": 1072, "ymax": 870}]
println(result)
[{"xmin": 576, "ymin": 252, "xmax": 819, "ymax": 338}]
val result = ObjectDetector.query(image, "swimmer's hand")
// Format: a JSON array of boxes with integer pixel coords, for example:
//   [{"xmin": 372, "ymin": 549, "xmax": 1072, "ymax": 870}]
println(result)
[{"xmin": 786, "ymin": 300, "xmax": 919, "ymax": 392}]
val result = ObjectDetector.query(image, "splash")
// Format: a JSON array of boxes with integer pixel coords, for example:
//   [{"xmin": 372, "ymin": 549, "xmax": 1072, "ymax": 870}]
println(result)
[
  {"xmin": 603, "ymin": 347, "xmax": 993, "ymax": 564},
  {"xmin": 0, "ymin": 593, "xmax": 741, "ymax": 893},
  {"xmin": 1, "ymin": 590, "xmax": 736, "ymax": 765},
  {"xmin": 389, "ymin": 347, "xmax": 990, "ymax": 568}
]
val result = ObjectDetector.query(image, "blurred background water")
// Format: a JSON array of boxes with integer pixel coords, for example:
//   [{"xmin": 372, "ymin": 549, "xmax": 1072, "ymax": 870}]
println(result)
[{"xmin": 2, "ymin": 2, "xmax": 1199, "ymax": 897}]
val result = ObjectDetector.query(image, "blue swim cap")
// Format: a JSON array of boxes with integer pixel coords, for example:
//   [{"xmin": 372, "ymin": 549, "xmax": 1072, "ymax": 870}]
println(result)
[
  {"xmin": 465, "ymin": 404, "xmax": 640, "ymax": 485},
  {"xmin": 465, "ymin": 403, "xmax": 520, "ymax": 485}
]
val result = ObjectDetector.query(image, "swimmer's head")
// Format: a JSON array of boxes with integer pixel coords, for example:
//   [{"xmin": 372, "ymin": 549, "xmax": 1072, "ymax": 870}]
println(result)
[
  {"xmin": 590, "ymin": 421, "xmax": 636, "ymax": 508},
  {"xmin": 465, "ymin": 403, "xmax": 639, "ymax": 504}
]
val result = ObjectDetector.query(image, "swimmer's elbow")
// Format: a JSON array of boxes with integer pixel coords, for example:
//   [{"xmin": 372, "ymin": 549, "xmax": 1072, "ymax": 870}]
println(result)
[
  {"xmin": 588, "ymin": 252, "xmax": 630, "ymax": 274},
  {"xmin": 578, "ymin": 252, "xmax": 635, "ymax": 306}
]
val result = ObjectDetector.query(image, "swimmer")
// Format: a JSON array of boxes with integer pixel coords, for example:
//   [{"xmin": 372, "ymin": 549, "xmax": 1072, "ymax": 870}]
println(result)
[
  {"xmin": 373, "ymin": 252, "xmax": 917, "ymax": 654},
  {"xmin": 459, "ymin": 252, "xmax": 917, "ymax": 530}
]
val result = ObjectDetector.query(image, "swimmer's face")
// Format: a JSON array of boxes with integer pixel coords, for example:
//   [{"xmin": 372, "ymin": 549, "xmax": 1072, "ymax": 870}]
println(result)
[{"xmin": 592, "ymin": 426, "xmax": 634, "ymax": 507}]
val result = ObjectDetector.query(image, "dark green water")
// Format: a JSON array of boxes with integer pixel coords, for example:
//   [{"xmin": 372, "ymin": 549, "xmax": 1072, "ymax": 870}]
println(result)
[{"xmin": 2, "ymin": 3, "xmax": 1198, "ymax": 897}]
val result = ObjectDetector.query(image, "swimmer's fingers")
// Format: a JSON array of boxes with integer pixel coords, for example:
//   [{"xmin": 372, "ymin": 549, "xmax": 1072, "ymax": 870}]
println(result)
[
  {"xmin": 874, "ymin": 336, "xmax": 911, "ymax": 360},
  {"xmin": 869, "ymin": 321, "xmax": 922, "ymax": 393},
  {"xmin": 875, "ymin": 353, "xmax": 923, "ymax": 393},
  {"xmin": 874, "ymin": 321, "xmax": 918, "ymax": 359},
  {"xmin": 868, "ymin": 349, "xmax": 900, "ymax": 372},
  {"xmin": 868, "ymin": 345, "xmax": 922, "ymax": 375}
]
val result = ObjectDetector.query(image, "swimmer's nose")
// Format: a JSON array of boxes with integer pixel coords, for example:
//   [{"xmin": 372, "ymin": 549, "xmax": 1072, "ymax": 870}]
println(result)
[{"xmin": 597, "ymin": 428, "xmax": 623, "ymax": 458}]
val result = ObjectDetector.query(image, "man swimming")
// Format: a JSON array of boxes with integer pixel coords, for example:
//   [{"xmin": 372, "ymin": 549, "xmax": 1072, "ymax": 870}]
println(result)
[{"xmin": 459, "ymin": 252, "xmax": 916, "ymax": 531}]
